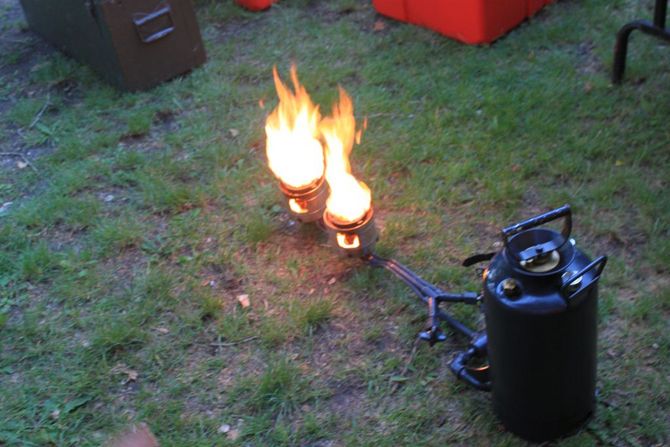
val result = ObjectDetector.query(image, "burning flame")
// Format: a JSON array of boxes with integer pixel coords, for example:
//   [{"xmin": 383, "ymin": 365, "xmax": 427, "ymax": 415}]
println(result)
[
  {"xmin": 288, "ymin": 198, "xmax": 308, "ymax": 214},
  {"xmin": 336, "ymin": 232, "xmax": 360, "ymax": 249},
  {"xmin": 265, "ymin": 65, "xmax": 324, "ymax": 190},
  {"xmin": 321, "ymin": 88, "xmax": 372, "ymax": 224}
]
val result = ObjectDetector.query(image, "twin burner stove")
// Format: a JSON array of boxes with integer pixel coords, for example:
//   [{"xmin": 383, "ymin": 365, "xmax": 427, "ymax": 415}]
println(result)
[
  {"xmin": 272, "ymin": 193, "xmax": 608, "ymax": 442},
  {"xmin": 265, "ymin": 61, "xmax": 606, "ymax": 444}
]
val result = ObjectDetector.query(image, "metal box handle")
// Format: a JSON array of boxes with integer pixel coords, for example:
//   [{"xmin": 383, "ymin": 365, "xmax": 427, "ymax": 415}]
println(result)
[{"xmin": 133, "ymin": 4, "xmax": 175, "ymax": 44}]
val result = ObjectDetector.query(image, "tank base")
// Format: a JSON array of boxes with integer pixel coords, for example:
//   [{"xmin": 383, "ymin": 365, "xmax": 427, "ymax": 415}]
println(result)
[{"xmin": 494, "ymin": 404, "xmax": 594, "ymax": 442}]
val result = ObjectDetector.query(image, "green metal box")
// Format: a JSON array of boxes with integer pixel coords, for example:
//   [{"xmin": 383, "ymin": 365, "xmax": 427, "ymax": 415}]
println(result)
[{"xmin": 18, "ymin": 0, "xmax": 207, "ymax": 91}]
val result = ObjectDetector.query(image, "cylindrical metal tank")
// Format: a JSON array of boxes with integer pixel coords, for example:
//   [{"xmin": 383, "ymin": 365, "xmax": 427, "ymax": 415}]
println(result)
[{"xmin": 482, "ymin": 205, "xmax": 607, "ymax": 442}]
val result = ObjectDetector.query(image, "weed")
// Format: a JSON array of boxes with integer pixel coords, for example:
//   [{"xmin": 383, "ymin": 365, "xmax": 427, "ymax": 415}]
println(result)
[
  {"xmin": 124, "ymin": 108, "xmax": 155, "ymax": 137},
  {"xmin": 248, "ymin": 357, "xmax": 310, "ymax": 413},
  {"xmin": 138, "ymin": 173, "xmax": 204, "ymax": 214},
  {"xmin": 258, "ymin": 316, "xmax": 290, "ymax": 347},
  {"xmin": 19, "ymin": 242, "xmax": 60, "ymax": 282},
  {"xmin": 14, "ymin": 194, "xmax": 101, "ymax": 230},
  {"xmin": 197, "ymin": 289, "xmax": 222, "ymax": 320},
  {"xmin": 240, "ymin": 210, "xmax": 275, "ymax": 245},
  {"xmin": 92, "ymin": 215, "xmax": 145, "ymax": 256},
  {"xmin": 7, "ymin": 97, "xmax": 44, "ymax": 127},
  {"xmin": 289, "ymin": 297, "xmax": 334, "ymax": 335},
  {"xmin": 91, "ymin": 317, "xmax": 147, "ymax": 356},
  {"xmin": 141, "ymin": 267, "xmax": 175, "ymax": 303},
  {"xmin": 216, "ymin": 310, "xmax": 252, "ymax": 342}
]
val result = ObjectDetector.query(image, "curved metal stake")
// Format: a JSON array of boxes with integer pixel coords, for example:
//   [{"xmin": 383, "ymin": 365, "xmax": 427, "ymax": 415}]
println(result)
[{"xmin": 612, "ymin": 0, "xmax": 670, "ymax": 84}]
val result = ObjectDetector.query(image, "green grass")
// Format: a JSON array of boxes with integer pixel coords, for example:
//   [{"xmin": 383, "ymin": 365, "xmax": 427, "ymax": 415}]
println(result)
[
  {"xmin": 288, "ymin": 297, "xmax": 334, "ymax": 335},
  {"xmin": 0, "ymin": 0, "xmax": 669, "ymax": 445},
  {"xmin": 18, "ymin": 241, "xmax": 61, "ymax": 282},
  {"xmin": 91, "ymin": 215, "xmax": 146, "ymax": 256}
]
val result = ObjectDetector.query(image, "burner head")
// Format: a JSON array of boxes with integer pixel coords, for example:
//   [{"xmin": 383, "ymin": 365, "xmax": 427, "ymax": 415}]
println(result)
[
  {"xmin": 322, "ymin": 207, "xmax": 378, "ymax": 257},
  {"xmin": 278, "ymin": 177, "xmax": 328, "ymax": 223}
]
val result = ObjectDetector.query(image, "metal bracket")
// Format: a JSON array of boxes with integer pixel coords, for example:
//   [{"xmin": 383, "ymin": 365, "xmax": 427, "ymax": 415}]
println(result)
[{"xmin": 560, "ymin": 256, "xmax": 607, "ymax": 304}]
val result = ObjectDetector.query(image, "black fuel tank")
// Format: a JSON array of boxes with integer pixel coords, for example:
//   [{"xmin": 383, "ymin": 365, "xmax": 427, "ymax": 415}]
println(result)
[{"xmin": 483, "ymin": 205, "xmax": 607, "ymax": 442}]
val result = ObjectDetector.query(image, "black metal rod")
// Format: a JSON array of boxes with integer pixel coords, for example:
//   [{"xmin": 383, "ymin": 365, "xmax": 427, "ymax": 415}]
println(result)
[
  {"xmin": 369, "ymin": 255, "xmax": 442, "ymax": 297},
  {"xmin": 365, "ymin": 254, "xmax": 478, "ymax": 338},
  {"xmin": 612, "ymin": 0, "xmax": 670, "ymax": 84},
  {"xmin": 365, "ymin": 253, "xmax": 490, "ymax": 390},
  {"xmin": 655, "ymin": 0, "xmax": 667, "ymax": 28},
  {"xmin": 437, "ymin": 310, "xmax": 476, "ymax": 339},
  {"xmin": 366, "ymin": 254, "xmax": 480, "ymax": 304}
]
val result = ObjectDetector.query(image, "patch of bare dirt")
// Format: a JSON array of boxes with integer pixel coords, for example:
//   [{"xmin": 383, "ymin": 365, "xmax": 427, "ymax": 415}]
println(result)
[{"xmin": 576, "ymin": 40, "xmax": 605, "ymax": 75}]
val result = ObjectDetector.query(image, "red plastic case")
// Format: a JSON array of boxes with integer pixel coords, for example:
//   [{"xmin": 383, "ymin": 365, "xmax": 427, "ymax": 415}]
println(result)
[
  {"xmin": 235, "ymin": 0, "xmax": 276, "ymax": 12},
  {"xmin": 373, "ymin": 0, "xmax": 555, "ymax": 44}
]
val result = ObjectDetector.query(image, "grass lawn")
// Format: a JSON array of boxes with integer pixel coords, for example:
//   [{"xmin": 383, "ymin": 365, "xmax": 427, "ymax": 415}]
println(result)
[{"xmin": 1, "ymin": 0, "xmax": 669, "ymax": 445}]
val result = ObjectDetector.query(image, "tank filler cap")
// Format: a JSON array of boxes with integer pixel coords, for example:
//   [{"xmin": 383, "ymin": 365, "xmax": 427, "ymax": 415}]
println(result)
[
  {"xmin": 501, "ymin": 278, "xmax": 522, "ymax": 299},
  {"xmin": 519, "ymin": 250, "xmax": 560, "ymax": 273}
]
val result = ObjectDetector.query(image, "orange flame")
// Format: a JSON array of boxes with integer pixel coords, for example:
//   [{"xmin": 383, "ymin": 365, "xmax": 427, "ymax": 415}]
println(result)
[
  {"xmin": 321, "ymin": 88, "xmax": 371, "ymax": 224},
  {"xmin": 288, "ymin": 198, "xmax": 308, "ymax": 214},
  {"xmin": 336, "ymin": 232, "xmax": 361, "ymax": 249},
  {"xmin": 265, "ymin": 65, "xmax": 324, "ymax": 189}
]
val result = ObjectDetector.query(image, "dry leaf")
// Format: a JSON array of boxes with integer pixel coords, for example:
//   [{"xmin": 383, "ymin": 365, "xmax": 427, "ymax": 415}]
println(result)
[
  {"xmin": 237, "ymin": 294, "xmax": 250, "ymax": 308},
  {"xmin": 227, "ymin": 429, "xmax": 240, "ymax": 441},
  {"xmin": 327, "ymin": 277, "xmax": 337, "ymax": 285},
  {"xmin": 105, "ymin": 423, "xmax": 159, "ymax": 447},
  {"xmin": 373, "ymin": 20, "xmax": 386, "ymax": 32},
  {"xmin": 217, "ymin": 424, "xmax": 230, "ymax": 434},
  {"xmin": 155, "ymin": 327, "xmax": 169, "ymax": 334},
  {"xmin": 229, "ymin": 129, "xmax": 239, "ymax": 138},
  {"xmin": 111, "ymin": 364, "xmax": 139, "ymax": 383},
  {"xmin": 258, "ymin": 99, "xmax": 265, "ymax": 109},
  {"xmin": 17, "ymin": 160, "xmax": 28, "ymax": 169}
]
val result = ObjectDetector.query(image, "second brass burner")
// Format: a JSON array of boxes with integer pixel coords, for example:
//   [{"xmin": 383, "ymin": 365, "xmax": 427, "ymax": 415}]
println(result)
[{"xmin": 322, "ymin": 207, "xmax": 378, "ymax": 257}]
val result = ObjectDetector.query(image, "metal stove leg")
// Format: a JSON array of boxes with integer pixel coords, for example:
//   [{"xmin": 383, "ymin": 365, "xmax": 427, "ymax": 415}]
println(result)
[
  {"xmin": 613, "ymin": 21, "xmax": 639, "ymax": 84},
  {"xmin": 613, "ymin": 0, "xmax": 670, "ymax": 84},
  {"xmin": 655, "ymin": 0, "xmax": 667, "ymax": 28}
]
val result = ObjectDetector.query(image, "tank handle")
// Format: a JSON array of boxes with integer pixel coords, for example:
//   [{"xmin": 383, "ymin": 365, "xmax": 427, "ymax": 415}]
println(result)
[
  {"xmin": 561, "ymin": 256, "xmax": 608, "ymax": 304},
  {"xmin": 501, "ymin": 204, "xmax": 572, "ymax": 262}
]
